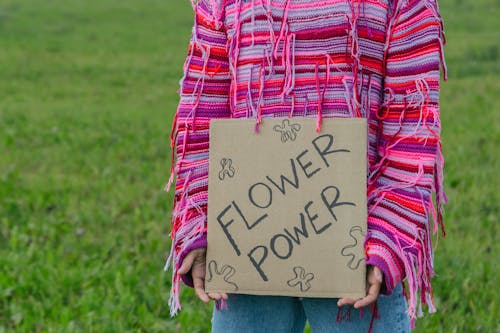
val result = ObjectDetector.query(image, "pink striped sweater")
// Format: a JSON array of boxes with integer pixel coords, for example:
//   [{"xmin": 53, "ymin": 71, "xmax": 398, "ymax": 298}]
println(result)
[{"xmin": 165, "ymin": 0, "xmax": 448, "ymax": 329}]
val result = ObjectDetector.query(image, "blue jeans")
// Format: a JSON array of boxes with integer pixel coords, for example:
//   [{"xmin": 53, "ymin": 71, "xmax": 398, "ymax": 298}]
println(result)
[{"xmin": 211, "ymin": 282, "xmax": 410, "ymax": 333}]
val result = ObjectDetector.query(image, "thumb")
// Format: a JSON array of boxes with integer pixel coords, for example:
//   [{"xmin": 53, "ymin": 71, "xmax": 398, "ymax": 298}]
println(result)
[{"xmin": 177, "ymin": 251, "xmax": 197, "ymax": 275}]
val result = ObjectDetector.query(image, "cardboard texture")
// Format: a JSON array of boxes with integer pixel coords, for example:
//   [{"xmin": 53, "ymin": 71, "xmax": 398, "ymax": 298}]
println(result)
[{"xmin": 206, "ymin": 118, "xmax": 367, "ymax": 298}]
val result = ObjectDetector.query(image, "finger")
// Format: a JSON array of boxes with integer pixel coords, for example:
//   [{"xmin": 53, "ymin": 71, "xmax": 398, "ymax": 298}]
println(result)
[
  {"xmin": 208, "ymin": 292, "xmax": 229, "ymax": 301},
  {"xmin": 220, "ymin": 293, "xmax": 228, "ymax": 300},
  {"xmin": 353, "ymin": 294, "xmax": 376, "ymax": 309},
  {"xmin": 354, "ymin": 281, "xmax": 381, "ymax": 309},
  {"xmin": 178, "ymin": 252, "xmax": 196, "ymax": 275},
  {"xmin": 337, "ymin": 297, "xmax": 358, "ymax": 307},
  {"xmin": 208, "ymin": 292, "xmax": 222, "ymax": 301},
  {"xmin": 193, "ymin": 276, "xmax": 210, "ymax": 303}
]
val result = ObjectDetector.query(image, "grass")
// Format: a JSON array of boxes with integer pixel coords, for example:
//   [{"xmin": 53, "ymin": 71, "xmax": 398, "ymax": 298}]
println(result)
[{"xmin": 0, "ymin": 0, "xmax": 498, "ymax": 332}]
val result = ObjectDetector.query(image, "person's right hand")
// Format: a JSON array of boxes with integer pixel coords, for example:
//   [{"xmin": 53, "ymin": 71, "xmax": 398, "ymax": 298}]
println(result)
[{"xmin": 177, "ymin": 247, "xmax": 228, "ymax": 303}]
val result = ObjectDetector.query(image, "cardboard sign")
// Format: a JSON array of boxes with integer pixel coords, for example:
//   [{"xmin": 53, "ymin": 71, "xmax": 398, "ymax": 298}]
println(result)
[{"xmin": 206, "ymin": 118, "xmax": 367, "ymax": 298}]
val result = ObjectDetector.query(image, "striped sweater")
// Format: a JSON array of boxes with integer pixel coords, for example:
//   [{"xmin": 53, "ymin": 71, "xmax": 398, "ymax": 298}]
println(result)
[{"xmin": 165, "ymin": 0, "xmax": 448, "ymax": 329}]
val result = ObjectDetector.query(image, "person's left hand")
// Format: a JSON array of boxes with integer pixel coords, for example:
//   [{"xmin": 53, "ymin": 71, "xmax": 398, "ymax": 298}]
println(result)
[{"xmin": 337, "ymin": 265, "xmax": 384, "ymax": 309}]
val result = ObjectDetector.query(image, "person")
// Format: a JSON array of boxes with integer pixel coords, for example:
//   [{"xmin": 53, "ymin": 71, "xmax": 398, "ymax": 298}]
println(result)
[{"xmin": 164, "ymin": 0, "xmax": 448, "ymax": 332}]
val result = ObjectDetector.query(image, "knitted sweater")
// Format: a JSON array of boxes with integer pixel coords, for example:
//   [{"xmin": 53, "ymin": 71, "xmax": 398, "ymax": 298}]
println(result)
[{"xmin": 165, "ymin": 0, "xmax": 448, "ymax": 328}]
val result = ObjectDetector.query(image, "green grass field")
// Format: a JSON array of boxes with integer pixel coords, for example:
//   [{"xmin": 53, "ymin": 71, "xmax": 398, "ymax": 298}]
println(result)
[{"xmin": 0, "ymin": 0, "xmax": 498, "ymax": 332}]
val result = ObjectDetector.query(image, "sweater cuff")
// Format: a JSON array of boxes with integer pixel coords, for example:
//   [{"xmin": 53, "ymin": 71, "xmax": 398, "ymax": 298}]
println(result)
[
  {"xmin": 364, "ymin": 240, "xmax": 401, "ymax": 296},
  {"xmin": 177, "ymin": 235, "xmax": 208, "ymax": 288}
]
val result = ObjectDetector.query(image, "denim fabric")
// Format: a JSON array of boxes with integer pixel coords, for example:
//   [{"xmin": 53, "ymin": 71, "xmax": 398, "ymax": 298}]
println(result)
[{"xmin": 211, "ymin": 282, "xmax": 410, "ymax": 333}]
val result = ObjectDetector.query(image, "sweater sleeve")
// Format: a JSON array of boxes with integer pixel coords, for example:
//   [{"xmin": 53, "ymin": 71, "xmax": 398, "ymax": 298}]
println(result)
[
  {"xmin": 363, "ymin": 0, "xmax": 448, "ymax": 326},
  {"xmin": 164, "ymin": 0, "xmax": 230, "ymax": 316}
]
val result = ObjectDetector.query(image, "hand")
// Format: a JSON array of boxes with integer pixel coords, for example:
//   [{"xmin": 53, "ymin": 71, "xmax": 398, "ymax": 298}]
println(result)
[
  {"xmin": 177, "ymin": 247, "xmax": 228, "ymax": 303},
  {"xmin": 337, "ymin": 265, "xmax": 384, "ymax": 309}
]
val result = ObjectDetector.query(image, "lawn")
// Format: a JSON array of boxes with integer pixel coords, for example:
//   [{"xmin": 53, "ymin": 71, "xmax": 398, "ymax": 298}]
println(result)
[{"xmin": 0, "ymin": 0, "xmax": 498, "ymax": 332}]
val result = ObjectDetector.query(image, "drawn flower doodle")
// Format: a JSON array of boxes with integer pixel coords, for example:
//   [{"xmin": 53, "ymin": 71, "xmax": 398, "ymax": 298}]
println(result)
[
  {"xmin": 286, "ymin": 266, "xmax": 315, "ymax": 292},
  {"xmin": 218, "ymin": 157, "xmax": 235, "ymax": 181},
  {"xmin": 340, "ymin": 226, "xmax": 366, "ymax": 270},
  {"xmin": 206, "ymin": 260, "xmax": 239, "ymax": 291},
  {"xmin": 273, "ymin": 119, "xmax": 302, "ymax": 143}
]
